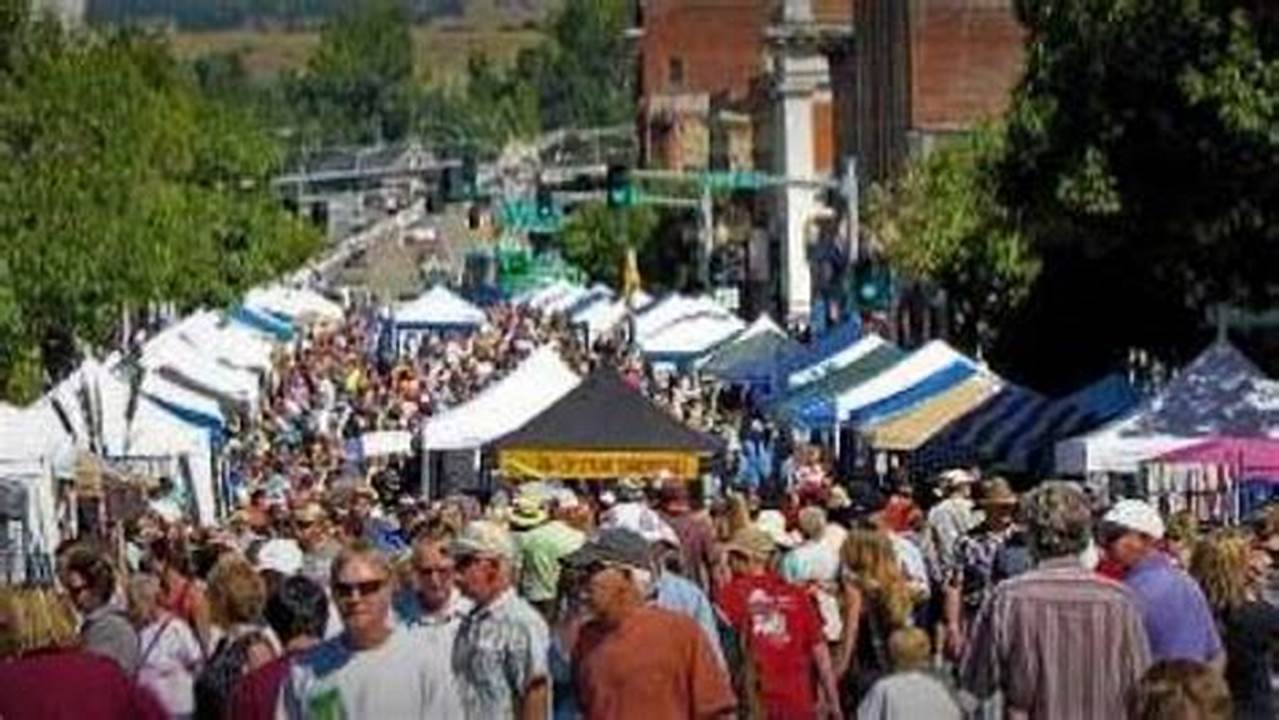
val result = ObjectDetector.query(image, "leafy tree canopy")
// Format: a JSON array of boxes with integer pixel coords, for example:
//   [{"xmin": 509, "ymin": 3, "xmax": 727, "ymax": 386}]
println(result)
[
  {"xmin": 0, "ymin": 16, "xmax": 320, "ymax": 402},
  {"xmin": 991, "ymin": 0, "xmax": 1279, "ymax": 390}
]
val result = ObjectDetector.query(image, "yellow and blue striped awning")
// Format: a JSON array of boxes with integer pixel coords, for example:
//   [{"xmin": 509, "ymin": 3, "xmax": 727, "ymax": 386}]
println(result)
[{"xmin": 861, "ymin": 375, "xmax": 1004, "ymax": 451}]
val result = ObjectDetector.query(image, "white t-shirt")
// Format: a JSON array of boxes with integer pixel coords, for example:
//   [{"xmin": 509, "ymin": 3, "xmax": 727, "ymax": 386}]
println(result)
[
  {"xmin": 857, "ymin": 671, "xmax": 961, "ymax": 720},
  {"xmin": 279, "ymin": 624, "xmax": 463, "ymax": 719},
  {"xmin": 136, "ymin": 616, "xmax": 203, "ymax": 717}
]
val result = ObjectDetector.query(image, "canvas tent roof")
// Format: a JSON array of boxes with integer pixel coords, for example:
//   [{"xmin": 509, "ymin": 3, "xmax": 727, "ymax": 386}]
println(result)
[
  {"xmin": 167, "ymin": 310, "xmax": 276, "ymax": 374},
  {"xmin": 394, "ymin": 286, "xmax": 486, "ymax": 329},
  {"xmin": 245, "ymin": 285, "xmax": 343, "ymax": 324},
  {"xmin": 772, "ymin": 339, "xmax": 906, "ymax": 426},
  {"xmin": 1147, "ymin": 437, "xmax": 1279, "ymax": 474},
  {"xmin": 423, "ymin": 347, "xmax": 581, "ymax": 451},
  {"xmin": 778, "ymin": 340, "xmax": 978, "ymax": 428},
  {"xmin": 1056, "ymin": 341, "xmax": 1279, "ymax": 474},
  {"xmin": 634, "ymin": 295, "xmax": 735, "ymax": 341},
  {"xmin": 861, "ymin": 375, "xmax": 1004, "ymax": 451},
  {"xmin": 572, "ymin": 292, "xmax": 653, "ymax": 340},
  {"xmin": 639, "ymin": 312, "xmax": 745, "ymax": 361},
  {"xmin": 494, "ymin": 367, "xmax": 721, "ymax": 454},
  {"xmin": 46, "ymin": 360, "xmax": 217, "ymax": 523},
  {"xmin": 0, "ymin": 401, "xmax": 73, "ymax": 557},
  {"xmin": 903, "ymin": 372, "xmax": 1140, "ymax": 475},
  {"xmin": 783, "ymin": 318, "xmax": 865, "ymax": 390},
  {"xmin": 141, "ymin": 331, "xmax": 261, "ymax": 411},
  {"xmin": 700, "ymin": 315, "xmax": 801, "ymax": 385}
]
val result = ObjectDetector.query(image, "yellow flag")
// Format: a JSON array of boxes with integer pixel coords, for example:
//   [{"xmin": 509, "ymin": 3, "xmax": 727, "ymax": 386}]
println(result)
[{"xmin": 622, "ymin": 246, "xmax": 642, "ymax": 304}]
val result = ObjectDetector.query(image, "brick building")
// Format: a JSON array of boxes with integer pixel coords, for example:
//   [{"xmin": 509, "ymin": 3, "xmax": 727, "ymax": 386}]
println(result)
[
  {"xmin": 634, "ymin": 0, "xmax": 771, "ymax": 170},
  {"xmin": 854, "ymin": 0, "xmax": 1025, "ymax": 184}
]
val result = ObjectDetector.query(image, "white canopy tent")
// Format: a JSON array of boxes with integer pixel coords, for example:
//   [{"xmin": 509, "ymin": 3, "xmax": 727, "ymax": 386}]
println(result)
[
  {"xmin": 517, "ymin": 280, "xmax": 581, "ymax": 310},
  {"xmin": 245, "ymin": 285, "xmax": 344, "ymax": 324},
  {"xmin": 422, "ymin": 346, "xmax": 581, "ymax": 451},
  {"xmin": 634, "ymin": 294, "xmax": 736, "ymax": 342},
  {"xmin": 571, "ymin": 291, "xmax": 653, "ymax": 341},
  {"xmin": 638, "ymin": 312, "xmax": 746, "ymax": 361},
  {"xmin": 141, "ymin": 331, "xmax": 262, "ymax": 413},
  {"xmin": 0, "ymin": 402, "xmax": 72, "ymax": 558},
  {"xmin": 141, "ymin": 372, "xmax": 227, "ymax": 433},
  {"xmin": 46, "ymin": 360, "xmax": 218, "ymax": 524},
  {"xmin": 170, "ymin": 310, "xmax": 276, "ymax": 375},
  {"xmin": 1055, "ymin": 341, "xmax": 1279, "ymax": 474},
  {"xmin": 393, "ymin": 286, "xmax": 486, "ymax": 330},
  {"xmin": 545, "ymin": 284, "xmax": 613, "ymax": 315}
]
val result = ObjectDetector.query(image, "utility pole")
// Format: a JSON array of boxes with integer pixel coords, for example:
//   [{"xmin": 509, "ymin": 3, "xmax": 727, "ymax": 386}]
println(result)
[
  {"xmin": 698, "ymin": 184, "xmax": 714, "ymax": 288},
  {"xmin": 843, "ymin": 157, "xmax": 859, "ymax": 263}
]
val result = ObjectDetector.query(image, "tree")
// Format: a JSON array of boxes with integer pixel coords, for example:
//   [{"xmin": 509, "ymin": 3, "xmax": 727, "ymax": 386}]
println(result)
[
  {"xmin": 415, "ymin": 52, "xmax": 541, "ymax": 156},
  {"xmin": 289, "ymin": 0, "xmax": 415, "ymax": 145},
  {"xmin": 990, "ymin": 0, "xmax": 1279, "ymax": 391},
  {"xmin": 0, "ymin": 18, "xmax": 320, "ymax": 402},
  {"xmin": 513, "ymin": 0, "xmax": 634, "ymax": 130},
  {"xmin": 559, "ymin": 203, "xmax": 661, "ymax": 288},
  {"xmin": 867, "ymin": 126, "xmax": 1037, "ymax": 358}
]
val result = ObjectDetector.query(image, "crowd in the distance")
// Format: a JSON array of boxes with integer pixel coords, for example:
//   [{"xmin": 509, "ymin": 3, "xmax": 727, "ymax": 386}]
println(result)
[{"xmin": 2, "ymin": 302, "xmax": 1278, "ymax": 720}]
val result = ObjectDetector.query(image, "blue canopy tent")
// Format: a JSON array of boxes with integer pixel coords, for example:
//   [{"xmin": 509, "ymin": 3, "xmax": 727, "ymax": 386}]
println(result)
[
  {"xmin": 770, "ymin": 340, "xmax": 907, "ymax": 426},
  {"xmin": 761, "ymin": 316, "xmax": 864, "ymax": 398},
  {"xmin": 389, "ymin": 286, "xmax": 487, "ymax": 354},
  {"xmin": 229, "ymin": 305, "xmax": 295, "ymax": 342},
  {"xmin": 699, "ymin": 315, "xmax": 801, "ymax": 392},
  {"xmin": 911, "ymin": 373, "xmax": 1139, "ymax": 475},
  {"xmin": 785, "ymin": 341, "xmax": 982, "ymax": 430}
]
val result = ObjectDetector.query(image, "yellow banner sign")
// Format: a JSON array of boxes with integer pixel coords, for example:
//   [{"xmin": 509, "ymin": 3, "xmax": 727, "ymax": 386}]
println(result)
[{"xmin": 499, "ymin": 449, "xmax": 701, "ymax": 480}]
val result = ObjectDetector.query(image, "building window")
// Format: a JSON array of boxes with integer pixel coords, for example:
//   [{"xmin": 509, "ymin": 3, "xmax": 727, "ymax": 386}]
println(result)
[{"xmin": 668, "ymin": 57, "xmax": 685, "ymax": 89}]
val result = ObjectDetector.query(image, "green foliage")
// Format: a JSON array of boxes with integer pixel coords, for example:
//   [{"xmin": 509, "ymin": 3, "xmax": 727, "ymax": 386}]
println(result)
[
  {"xmin": 416, "ymin": 53, "xmax": 540, "ymax": 155},
  {"xmin": 993, "ymin": 0, "xmax": 1279, "ymax": 389},
  {"xmin": 867, "ymin": 126, "xmax": 1038, "ymax": 355},
  {"xmin": 0, "ymin": 17, "xmax": 320, "ymax": 402},
  {"xmin": 559, "ymin": 203, "xmax": 661, "ymax": 288},
  {"xmin": 520, "ymin": 0, "xmax": 633, "ymax": 129},
  {"xmin": 288, "ymin": 0, "xmax": 415, "ymax": 145}
]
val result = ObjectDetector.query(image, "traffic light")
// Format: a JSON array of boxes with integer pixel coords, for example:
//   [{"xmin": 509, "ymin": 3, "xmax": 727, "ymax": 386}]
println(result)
[
  {"xmin": 461, "ymin": 155, "xmax": 477, "ymax": 199},
  {"xmin": 536, "ymin": 184, "xmax": 554, "ymax": 220},
  {"xmin": 439, "ymin": 166, "xmax": 460, "ymax": 203},
  {"xmin": 851, "ymin": 259, "xmax": 893, "ymax": 311},
  {"xmin": 606, "ymin": 164, "xmax": 633, "ymax": 208}
]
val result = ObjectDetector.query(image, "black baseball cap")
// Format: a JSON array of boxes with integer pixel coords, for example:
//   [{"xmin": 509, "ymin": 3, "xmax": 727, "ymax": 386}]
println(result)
[{"xmin": 562, "ymin": 527, "xmax": 652, "ymax": 571}]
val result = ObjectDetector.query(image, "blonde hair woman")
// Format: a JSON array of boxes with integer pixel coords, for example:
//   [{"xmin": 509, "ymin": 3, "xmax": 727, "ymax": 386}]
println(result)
[
  {"xmin": 0, "ymin": 586, "xmax": 165, "ymax": 718},
  {"xmin": 1189, "ymin": 531, "xmax": 1279, "ymax": 719},
  {"xmin": 835, "ymin": 526, "xmax": 916, "ymax": 706}
]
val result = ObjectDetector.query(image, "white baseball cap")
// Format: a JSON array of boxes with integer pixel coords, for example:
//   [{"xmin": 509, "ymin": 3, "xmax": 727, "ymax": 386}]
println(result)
[
  {"xmin": 256, "ymin": 538, "xmax": 304, "ymax": 576},
  {"xmin": 1103, "ymin": 499, "xmax": 1166, "ymax": 540}
]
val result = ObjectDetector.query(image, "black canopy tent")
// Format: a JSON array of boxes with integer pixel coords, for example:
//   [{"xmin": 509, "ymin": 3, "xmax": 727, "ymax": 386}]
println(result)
[{"xmin": 493, "ymin": 367, "xmax": 722, "ymax": 480}]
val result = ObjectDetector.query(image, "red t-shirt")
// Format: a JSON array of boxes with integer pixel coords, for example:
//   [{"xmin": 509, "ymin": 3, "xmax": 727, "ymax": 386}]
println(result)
[
  {"xmin": 229, "ymin": 652, "xmax": 295, "ymax": 720},
  {"xmin": 1096, "ymin": 556, "xmax": 1126, "ymax": 581},
  {"xmin": 0, "ymin": 648, "xmax": 167, "ymax": 720},
  {"xmin": 716, "ymin": 572, "xmax": 822, "ymax": 720}
]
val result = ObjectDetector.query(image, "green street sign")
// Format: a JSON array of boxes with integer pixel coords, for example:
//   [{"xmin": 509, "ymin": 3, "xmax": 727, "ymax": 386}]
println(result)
[{"xmin": 700, "ymin": 170, "xmax": 765, "ymax": 191}]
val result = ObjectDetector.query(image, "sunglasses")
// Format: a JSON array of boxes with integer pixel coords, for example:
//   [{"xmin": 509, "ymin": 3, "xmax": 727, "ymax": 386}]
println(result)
[
  {"xmin": 333, "ymin": 578, "xmax": 387, "ymax": 599},
  {"xmin": 414, "ymin": 564, "xmax": 454, "ymax": 577}
]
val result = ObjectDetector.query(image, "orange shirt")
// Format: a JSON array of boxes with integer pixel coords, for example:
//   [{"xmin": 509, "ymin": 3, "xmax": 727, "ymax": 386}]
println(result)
[{"xmin": 574, "ymin": 606, "xmax": 735, "ymax": 720}]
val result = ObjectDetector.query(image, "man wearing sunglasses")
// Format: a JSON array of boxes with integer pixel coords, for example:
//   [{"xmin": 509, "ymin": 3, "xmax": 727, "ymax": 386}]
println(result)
[
  {"xmin": 451, "ymin": 520, "xmax": 551, "ymax": 720},
  {"xmin": 279, "ymin": 540, "xmax": 463, "ymax": 718}
]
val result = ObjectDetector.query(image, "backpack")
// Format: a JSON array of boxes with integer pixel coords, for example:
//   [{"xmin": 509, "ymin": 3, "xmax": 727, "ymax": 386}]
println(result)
[{"xmin": 193, "ymin": 631, "xmax": 268, "ymax": 720}]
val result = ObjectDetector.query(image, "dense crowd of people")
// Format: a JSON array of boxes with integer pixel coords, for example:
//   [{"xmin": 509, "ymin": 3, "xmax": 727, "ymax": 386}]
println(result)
[{"xmin": 3, "ymin": 302, "xmax": 1279, "ymax": 720}]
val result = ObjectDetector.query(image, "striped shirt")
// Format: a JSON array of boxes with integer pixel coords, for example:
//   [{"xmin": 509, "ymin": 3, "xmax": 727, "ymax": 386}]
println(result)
[{"xmin": 959, "ymin": 557, "xmax": 1151, "ymax": 720}]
